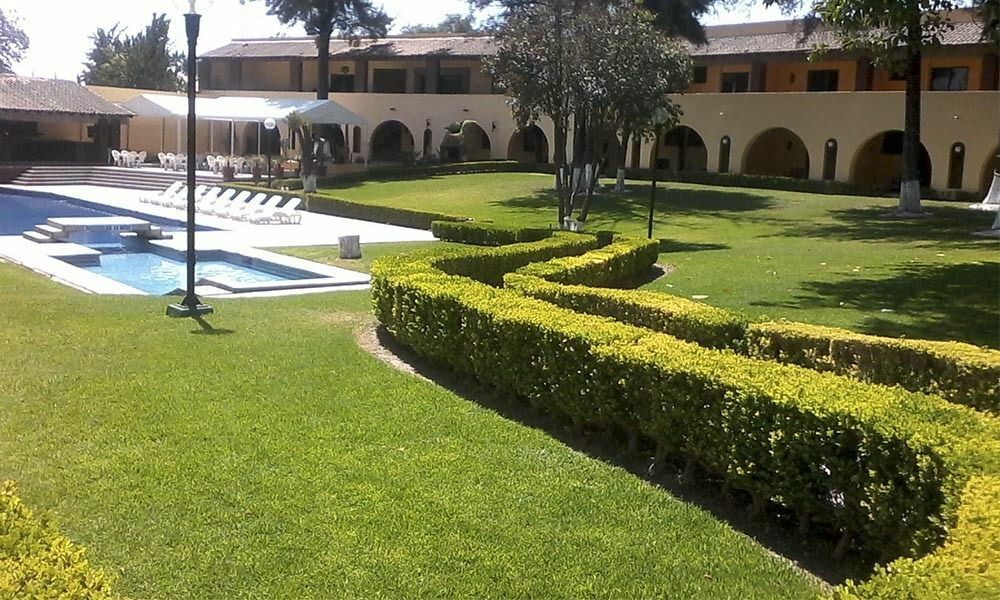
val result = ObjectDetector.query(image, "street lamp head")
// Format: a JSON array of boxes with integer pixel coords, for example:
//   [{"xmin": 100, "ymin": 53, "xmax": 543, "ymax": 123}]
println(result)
[{"xmin": 264, "ymin": 117, "xmax": 277, "ymax": 131}]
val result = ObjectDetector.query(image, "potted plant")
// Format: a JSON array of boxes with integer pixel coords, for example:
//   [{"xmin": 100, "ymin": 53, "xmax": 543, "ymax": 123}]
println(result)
[
  {"xmin": 250, "ymin": 155, "xmax": 263, "ymax": 182},
  {"xmin": 221, "ymin": 157, "xmax": 235, "ymax": 182}
]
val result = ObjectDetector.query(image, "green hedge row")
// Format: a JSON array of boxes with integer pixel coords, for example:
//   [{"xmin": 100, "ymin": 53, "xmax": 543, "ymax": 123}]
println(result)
[
  {"xmin": 0, "ymin": 481, "xmax": 117, "ymax": 598},
  {"xmin": 505, "ymin": 251, "xmax": 999, "ymax": 413},
  {"xmin": 431, "ymin": 220, "xmax": 552, "ymax": 246},
  {"xmin": 275, "ymin": 160, "xmax": 556, "ymax": 190},
  {"xmin": 512, "ymin": 237, "xmax": 660, "ymax": 288},
  {"xmin": 836, "ymin": 475, "xmax": 1000, "ymax": 599},
  {"xmin": 371, "ymin": 235, "xmax": 1000, "ymax": 564},
  {"xmin": 305, "ymin": 193, "xmax": 467, "ymax": 230}
]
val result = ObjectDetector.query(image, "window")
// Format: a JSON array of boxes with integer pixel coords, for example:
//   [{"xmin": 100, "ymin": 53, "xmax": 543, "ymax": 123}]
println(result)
[
  {"xmin": 889, "ymin": 64, "xmax": 907, "ymax": 81},
  {"xmin": 330, "ymin": 74, "xmax": 355, "ymax": 92},
  {"xmin": 930, "ymin": 67, "xmax": 969, "ymax": 91},
  {"xmin": 692, "ymin": 66, "xmax": 708, "ymax": 84},
  {"xmin": 438, "ymin": 68, "xmax": 470, "ymax": 94},
  {"xmin": 807, "ymin": 69, "xmax": 840, "ymax": 92},
  {"xmin": 721, "ymin": 72, "xmax": 749, "ymax": 93},
  {"xmin": 372, "ymin": 69, "xmax": 407, "ymax": 93},
  {"xmin": 414, "ymin": 69, "xmax": 427, "ymax": 93}
]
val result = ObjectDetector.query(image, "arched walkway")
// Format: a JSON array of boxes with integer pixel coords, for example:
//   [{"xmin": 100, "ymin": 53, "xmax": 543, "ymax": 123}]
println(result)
[
  {"xmin": 742, "ymin": 128, "xmax": 810, "ymax": 179},
  {"xmin": 982, "ymin": 146, "xmax": 1000, "ymax": 194},
  {"xmin": 370, "ymin": 120, "xmax": 415, "ymax": 163},
  {"xmin": 851, "ymin": 130, "xmax": 932, "ymax": 189},
  {"xmin": 463, "ymin": 122, "xmax": 492, "ymax": 162},
  {"xmin": 316, "ymin": 124, "xmax": 347, "ymax": 163},
  {"xmin": 650, "ymin": 125, "xmax": 708, "ymax": 172},
  {"xmin": 507, "ymin": 125, "xmax": 549, "ymax": 163}
]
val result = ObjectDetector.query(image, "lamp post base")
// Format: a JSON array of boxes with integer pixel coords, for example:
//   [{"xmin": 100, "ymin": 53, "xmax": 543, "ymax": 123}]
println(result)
[{"xmin": 166, "ymin": 303, "xmax": 215, "ymax": 319}]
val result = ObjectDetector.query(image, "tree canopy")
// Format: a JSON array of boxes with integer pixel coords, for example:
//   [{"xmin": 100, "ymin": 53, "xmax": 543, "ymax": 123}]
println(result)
[
  {"xmin": 80, "ymin": 14, "xmax": 184, "ymax": 91},
  {"xmin": 401, "ymin": 13, "xmax": 481, "ymax": 34},
  {"xmin": 0, "ymin": 9, "xmax": 29, "ymax": 74}
]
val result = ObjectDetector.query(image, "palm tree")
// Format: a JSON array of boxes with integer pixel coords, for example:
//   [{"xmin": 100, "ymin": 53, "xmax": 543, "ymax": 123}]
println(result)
[{"xmin": 256, "ymin": 0, "xmax": 391, "ymax": 100}]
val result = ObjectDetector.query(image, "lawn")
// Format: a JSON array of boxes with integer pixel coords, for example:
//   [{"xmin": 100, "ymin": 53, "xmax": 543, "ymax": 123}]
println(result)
[
  {"xmin": 0, "ymin": 262, "xmax": 820, "ymax": 598},
  {"xmin": 316, "ymin": 173, "xmax": 998, "ymax": 347}
]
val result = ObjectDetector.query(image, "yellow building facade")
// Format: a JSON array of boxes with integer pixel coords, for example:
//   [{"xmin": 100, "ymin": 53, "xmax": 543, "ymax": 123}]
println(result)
[{"xmin": 97, "ymin": 10, "xmax": 999, "ymax": 195}]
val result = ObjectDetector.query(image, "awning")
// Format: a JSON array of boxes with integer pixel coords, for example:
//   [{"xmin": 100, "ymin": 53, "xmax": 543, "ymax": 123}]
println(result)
[{"xmin": 121, "ymin": 94, "xmax": 366, "ymax": 125}]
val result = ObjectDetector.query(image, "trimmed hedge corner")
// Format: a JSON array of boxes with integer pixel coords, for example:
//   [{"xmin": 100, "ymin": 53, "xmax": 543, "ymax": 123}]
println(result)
[
  {"xmin": 512, "ymin": 237, "xmax": 660, "ymax": 288},
  {"xmin": 0, "ymin": 481, "xmax": 117, "ymax": 598},
  {"xmin": 431, "ymin": 220, "xmax": 552, "ymax": 246},
  {"xmin": 371, "ymin": 233, "xmax": 1000, "ymax": 567}
]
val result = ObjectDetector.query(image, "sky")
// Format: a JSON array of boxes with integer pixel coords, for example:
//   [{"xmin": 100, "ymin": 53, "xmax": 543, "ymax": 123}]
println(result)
[{"xmin": 6, "ymin": 0, "xmax": 790, "ymax": 80}]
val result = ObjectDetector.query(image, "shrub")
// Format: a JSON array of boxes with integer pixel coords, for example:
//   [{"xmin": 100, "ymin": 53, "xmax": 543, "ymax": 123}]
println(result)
[
  {"xmin": 746, "ymin": 321, "xmax": 1000, "ymax": 414},
  {"xmin": 431, "ymin": 221, "xmax": 552, "ymax": 246},
  {"xmin": 835, "ymin": 475, "xmax": 1000, "ymax": 599},
  {"xmin": 371, "ymin": 236, "xmax": 1000, "ymax": 563},
  {"xmin": 512, "ymin": 237, "xmax": 660, "ymax": 288},
  {"xmin": 505, "ymin": 274, "xmax": 747, "ymax": 349},
  {"xmin": 305, "ymin": 193, "xmax": 467, "ymax": 230},
  {"xmin": 0, "ymin": 481, "xmax": 117, "ymax": 599}
]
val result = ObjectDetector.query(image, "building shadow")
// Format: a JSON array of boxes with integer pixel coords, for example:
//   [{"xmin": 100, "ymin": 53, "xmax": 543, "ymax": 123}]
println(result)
[
  {"xmin": 751, "ymin": 261, "xmax": 999, "ymax": 348},
  {"xmin": 370, "ymin": 326, "xmax": 876, "ymax": 587}
]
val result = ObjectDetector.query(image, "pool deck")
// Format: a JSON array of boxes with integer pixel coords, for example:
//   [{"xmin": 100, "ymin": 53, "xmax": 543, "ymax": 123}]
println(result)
[{"xmin": 0, "ymin": 183, "xmax": 437, "ymax": 297}]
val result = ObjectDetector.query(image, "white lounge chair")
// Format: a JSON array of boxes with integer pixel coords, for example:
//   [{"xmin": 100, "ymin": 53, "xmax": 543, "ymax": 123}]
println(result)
[
  {"xmin": 197, "ymin": 188, "xmax": 235, "ymax": 213},
  {"xmin": 222, "ymin": 192, "xmax": 268, "ymax": 220},
  {"xmin": 167, "ymin": 185, "xmax": 209, "ymax": 210},
  {"xmin": 207, "ymin": 190, "xmax": 251, "ymax": 216},
  {"xmin": 141, "ymin": 181, "xmax": 184, "ymax": 204},
  {"xmin": 241, "ymin": 194, "xmax": 284, "ymax": 222},
  {"xmin": 274, "ymin": 197, "xmax": 303, "ymax": 224},
  {"xmin": 151, "ymin": 184, "xmax": 188, "ymax": 206},
  {"xmin": 177, "ymin": 186, "xmax": 222, "ymax": 210}
]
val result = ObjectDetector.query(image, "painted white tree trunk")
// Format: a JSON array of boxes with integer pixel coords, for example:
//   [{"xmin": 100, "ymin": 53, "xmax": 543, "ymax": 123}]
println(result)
[
  {"xmin": 303, "ymin": 175, "xmax": 317, "ymax": 193},
  {"xmin": 338, "ymin": 235, "xmax": 362, "ymax": 259},
  {"xmin": 899, "ymin": 179, "xmax": 922, "ymax": 214},
  {"xmin": 615, "ymin": 168, "xmax": 626, "ymax": 192}
]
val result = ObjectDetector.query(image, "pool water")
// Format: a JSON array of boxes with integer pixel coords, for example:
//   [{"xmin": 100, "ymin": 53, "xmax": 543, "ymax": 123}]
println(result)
[
  {"xmin": 0, "ymin": 190, "xmax": 116, "ymax": 235},
  {"xmin": 85, "ymin": 253, "xmax": 301, "ymax": 295}
]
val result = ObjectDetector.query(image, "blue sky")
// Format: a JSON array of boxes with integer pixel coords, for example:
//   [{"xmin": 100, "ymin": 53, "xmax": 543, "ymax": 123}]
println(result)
[{"xmin": 6, "ymin": 0, "xmax": 790, "ymax": 79}]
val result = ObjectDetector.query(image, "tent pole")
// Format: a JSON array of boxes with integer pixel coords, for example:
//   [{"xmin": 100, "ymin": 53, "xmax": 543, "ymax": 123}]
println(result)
[
  {"xmin": 209, "ymin": 122, "xmax": 214, "ymax": 153},
  {"xmin": 176, "ymin": 118, "xmax": 182, "ymax": 154},
  {"xmin": 257, "ymin": 121, "xmax": 262, "ymax": 155},
  {"xmin": 230, "ymin": 120, "xmax": 235, "ymax": 156}
]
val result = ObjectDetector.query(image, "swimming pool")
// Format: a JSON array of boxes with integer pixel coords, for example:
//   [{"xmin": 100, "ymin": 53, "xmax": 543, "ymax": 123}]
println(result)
[{"xmin": 0, "ymin": 189, "xmax": 197, "ymax": 236}]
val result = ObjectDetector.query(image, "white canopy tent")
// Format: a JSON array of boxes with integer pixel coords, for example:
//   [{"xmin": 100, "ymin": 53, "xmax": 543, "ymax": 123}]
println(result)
[{"xmin": 121, "ymin": 94, "xmax": 366, "ymax": 155}]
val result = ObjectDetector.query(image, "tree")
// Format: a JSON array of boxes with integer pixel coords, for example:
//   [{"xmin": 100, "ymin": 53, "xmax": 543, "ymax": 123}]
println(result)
[
  {"xmin": 252, "ymin": 0, "xmax": 391, "ymax": 100},
  {"xmin": 487, "ymin": 1, "xmax": 691, "ymax": 225},
  {"xmin": 80, "ymin": 14, "xmax": 184, "ymax": 91},
  {"xmin": 0, "ymin": 9, "xmax": 29, "ymax": 74},
  {"xmin": 763, "ymin": 0, "xmax": 987, "ymax": 215},
  {"xmin": 401, "ymin": 13, "xmax": 481, "ymax": 34}
]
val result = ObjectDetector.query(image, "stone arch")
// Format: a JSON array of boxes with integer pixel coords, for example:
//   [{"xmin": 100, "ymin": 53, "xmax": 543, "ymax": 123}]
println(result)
[
  {"xmin": 851, "ymin": 130, "xmax": 932, "ymax": 190},
  {"xmin": 441, "ymin": 120, "xmax": 492, "ymax": 162},
  {"xmin": 315, "ymin": 124, "xmax": 347, "ymax": 163},
  {"xmin": 507, "ymin": 125, "xmax": 550, "ymax": 163},
  {"xmin": 742, "ymin": 127, "xmax": 810, "ymax": 179},
  {"xmin": 981, "ymin": 146, "xmax": 1000, "ymax": 195},
  {"xmin": 650, "ymin": 125, "xmax": 708, "ymax": 172},
  {"xmin": 369, "ymin": 120, "xmax": 415, "ymax": 163}
]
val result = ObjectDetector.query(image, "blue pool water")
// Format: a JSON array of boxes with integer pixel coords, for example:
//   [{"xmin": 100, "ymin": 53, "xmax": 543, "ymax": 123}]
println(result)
[
  {"xmin": 85, "ymin": 253, "xmax": 303, "ymax": 295},
  {"xmin": 0, "ymin": 189, "xmax": 196, "ymax": 236}
]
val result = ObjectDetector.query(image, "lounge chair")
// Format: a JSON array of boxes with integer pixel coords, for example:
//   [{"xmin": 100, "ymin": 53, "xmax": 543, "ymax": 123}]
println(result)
[
  {"xmin": 166, "ymin": 185, "xmax": 209, "ymax": 209},
  {"xmin": 197, "ymin": 188, "xmax": 235, "ymax": 213},
  {"xmin": 206, "ymin": 190, "xmax": 251, "ymax": 216},
  {"xmin": 241, "ymin": 194, "xmax": 284, "ymax": 222},
  {"xmin": 174, "ymin": 186, "xmax": 222, "ymax": 211},
  {"xmin": 274, "ymin": 197, "xmax": 303, "ymax": 224},
  {"xmin": 150, "ymin": 184, "xmax": 188, "ymax": 206},
  {"xmin": 221, "ymin": 192, "xmax": 268, "ymax": 220},
  {"xmin": 141, "ymin": 181, "xmax": 184, "ymax": 204}
]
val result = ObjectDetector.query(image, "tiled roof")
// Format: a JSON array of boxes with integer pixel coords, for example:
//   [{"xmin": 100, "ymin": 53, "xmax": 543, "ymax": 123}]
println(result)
[
  {"xmin": 202, "ymin": 35, "xmax": 497, "ymax": 60},
  {"xmin": 691, "ymin": 20, "xmax": 987, "ymax": 57},
  {"xmin": 201, "ymin": 18, "xmax": 991, "ymax": 62},
  {"xmin": 0, "ymin": 76, "xmax": 133, "ymax": 117}
]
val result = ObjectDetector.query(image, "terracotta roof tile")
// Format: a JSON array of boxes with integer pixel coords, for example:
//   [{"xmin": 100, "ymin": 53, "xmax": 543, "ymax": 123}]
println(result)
[{"xmin": 0, "ymin": 76, "xmax": 133, "ymax": 117}]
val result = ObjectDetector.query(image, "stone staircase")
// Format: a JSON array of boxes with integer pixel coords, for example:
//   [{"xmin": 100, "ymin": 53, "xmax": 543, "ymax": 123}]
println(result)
[
  {"xmin": 22, "ymin": 216, "xmax": 170, "ymax": 244},
  {"xmin": 9, "ymin": 165, "xmax": 225, "ymax": 191}
]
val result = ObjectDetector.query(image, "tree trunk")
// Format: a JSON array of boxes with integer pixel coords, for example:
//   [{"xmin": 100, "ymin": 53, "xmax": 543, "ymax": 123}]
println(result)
[
  {"xmin": 315, "ymin": 30, "xmax": 332, "ymax": 101},
  {"xmin": 616, "ymin": 131, "xmax": 631, "ymax": 192},
  {"xmin": 899, "ymin": 32, "xmax": 923, "ymax": 214},
  {"xmin": 554, "ymin": 122, "xmax": 569, "ymax": 226}
]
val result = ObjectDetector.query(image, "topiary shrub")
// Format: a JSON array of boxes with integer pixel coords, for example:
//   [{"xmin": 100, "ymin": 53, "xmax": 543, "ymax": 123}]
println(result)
[{"xmin": 431, "ymin": 221, "xmax": 552, "ymax": 246}]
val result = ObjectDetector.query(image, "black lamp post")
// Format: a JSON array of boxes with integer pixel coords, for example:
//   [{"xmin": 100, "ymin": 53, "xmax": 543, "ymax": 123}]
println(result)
[
  {"xmin": 647, "ymin": 108, "xmax": 670, "ymax": 240},
  {"xmin": 168, "ymin": 1, "xmax": 213, "ymax": 319}
]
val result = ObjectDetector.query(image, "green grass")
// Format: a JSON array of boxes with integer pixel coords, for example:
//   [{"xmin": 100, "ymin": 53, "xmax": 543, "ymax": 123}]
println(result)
[
  {"xmin": 319, "ymin": 173, "xmax": 998, "ymax": 347},
  {"xmin": 0, "ymin": 264, "xmax": 821, "ymax": 598},
  {"xmin": 282, "ymin": 240, "xmax": 458, "ymax": 274}
]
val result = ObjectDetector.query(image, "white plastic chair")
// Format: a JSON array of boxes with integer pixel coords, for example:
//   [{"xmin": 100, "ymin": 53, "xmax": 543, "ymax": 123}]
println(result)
[
  {"xmin": 141, "ymin": 181, "xmax": 184, "ymax": 204},
  {"xmin": 137, "ymin": 151, "xmax": 147, "ymax": 166},
  {"xmin": 197, "ymin": 188, "xmax": 236, "ymax": 213},
  {"xmin": 222, "ymin": 192, "xmax": 267, "ymax": 219},
  {"xmin": 207, "ymin": 190, "xmax": 250, "ymax": 216},
  {"xmin": 241, "ymin": 194, "xmax": 284, "ymax": 222}
]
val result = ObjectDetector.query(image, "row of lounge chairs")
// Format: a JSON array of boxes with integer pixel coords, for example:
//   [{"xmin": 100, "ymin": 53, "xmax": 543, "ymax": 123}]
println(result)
[{"xmin": 140, "ymin": 182, "xmax": 302, "ymax": 224}]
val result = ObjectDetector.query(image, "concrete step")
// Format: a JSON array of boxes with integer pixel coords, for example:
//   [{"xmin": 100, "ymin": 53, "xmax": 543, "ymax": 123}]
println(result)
[
  {"xmin": 34, "ymin": 224, "xmax": 66, "ymax": 238},
  {"xmin": 22, "ymin": 231, "xmax": 54, "ymax": 243}
]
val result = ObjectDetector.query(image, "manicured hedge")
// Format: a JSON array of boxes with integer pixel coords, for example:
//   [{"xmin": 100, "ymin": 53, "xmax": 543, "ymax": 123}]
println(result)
[
  {"xmin": 505, "ymin": 274, "xmax": 747, "ymax": 350},
  {"xmin": 305, "ymin": 193, "xmax": 467, "ymax": 230},
  {"xmin": 276, "ymin": 160, "xmax": 556, "ymax": 190},
  {"xmin": 504, "ymin": 249, "xmax": 999, "ymax": 413},
  {"xmin": 836, "ymin": 475, "xmax": 1000, "ymax": 599},
  {"xmin": 746, "ymin": 321, "xmax": 1000, "ymax": 414},
  {"xmin": 512, "ymin": 237, "xmax": 660, "ymax": 288},
  {"xmin": 0, "ymin": 481, "xmax": 117, "ymax": 598},
  {"xmin": 431, "ymin": 220, "xmax": 552, "ymax": 246},
  {"xmin": 371, "ymin": 235, "xmax": 1000, "ymax": 563}
]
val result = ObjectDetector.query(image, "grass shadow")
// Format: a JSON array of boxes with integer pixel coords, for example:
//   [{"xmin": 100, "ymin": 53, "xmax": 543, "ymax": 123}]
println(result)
[
  {"xmin": 778, "ymin": 205, "xmax": 997, "ymax": 248},
  {"xmin": 371, "ymin": 326, "xmax": 872, "ymax": 588},
  {"xmin": 658, "ymin": 239, "xmax": 730, "ymax": 253},
  {"xmin": 752, "ymin": 261, "xmax": 999, "ymax": 348}
]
